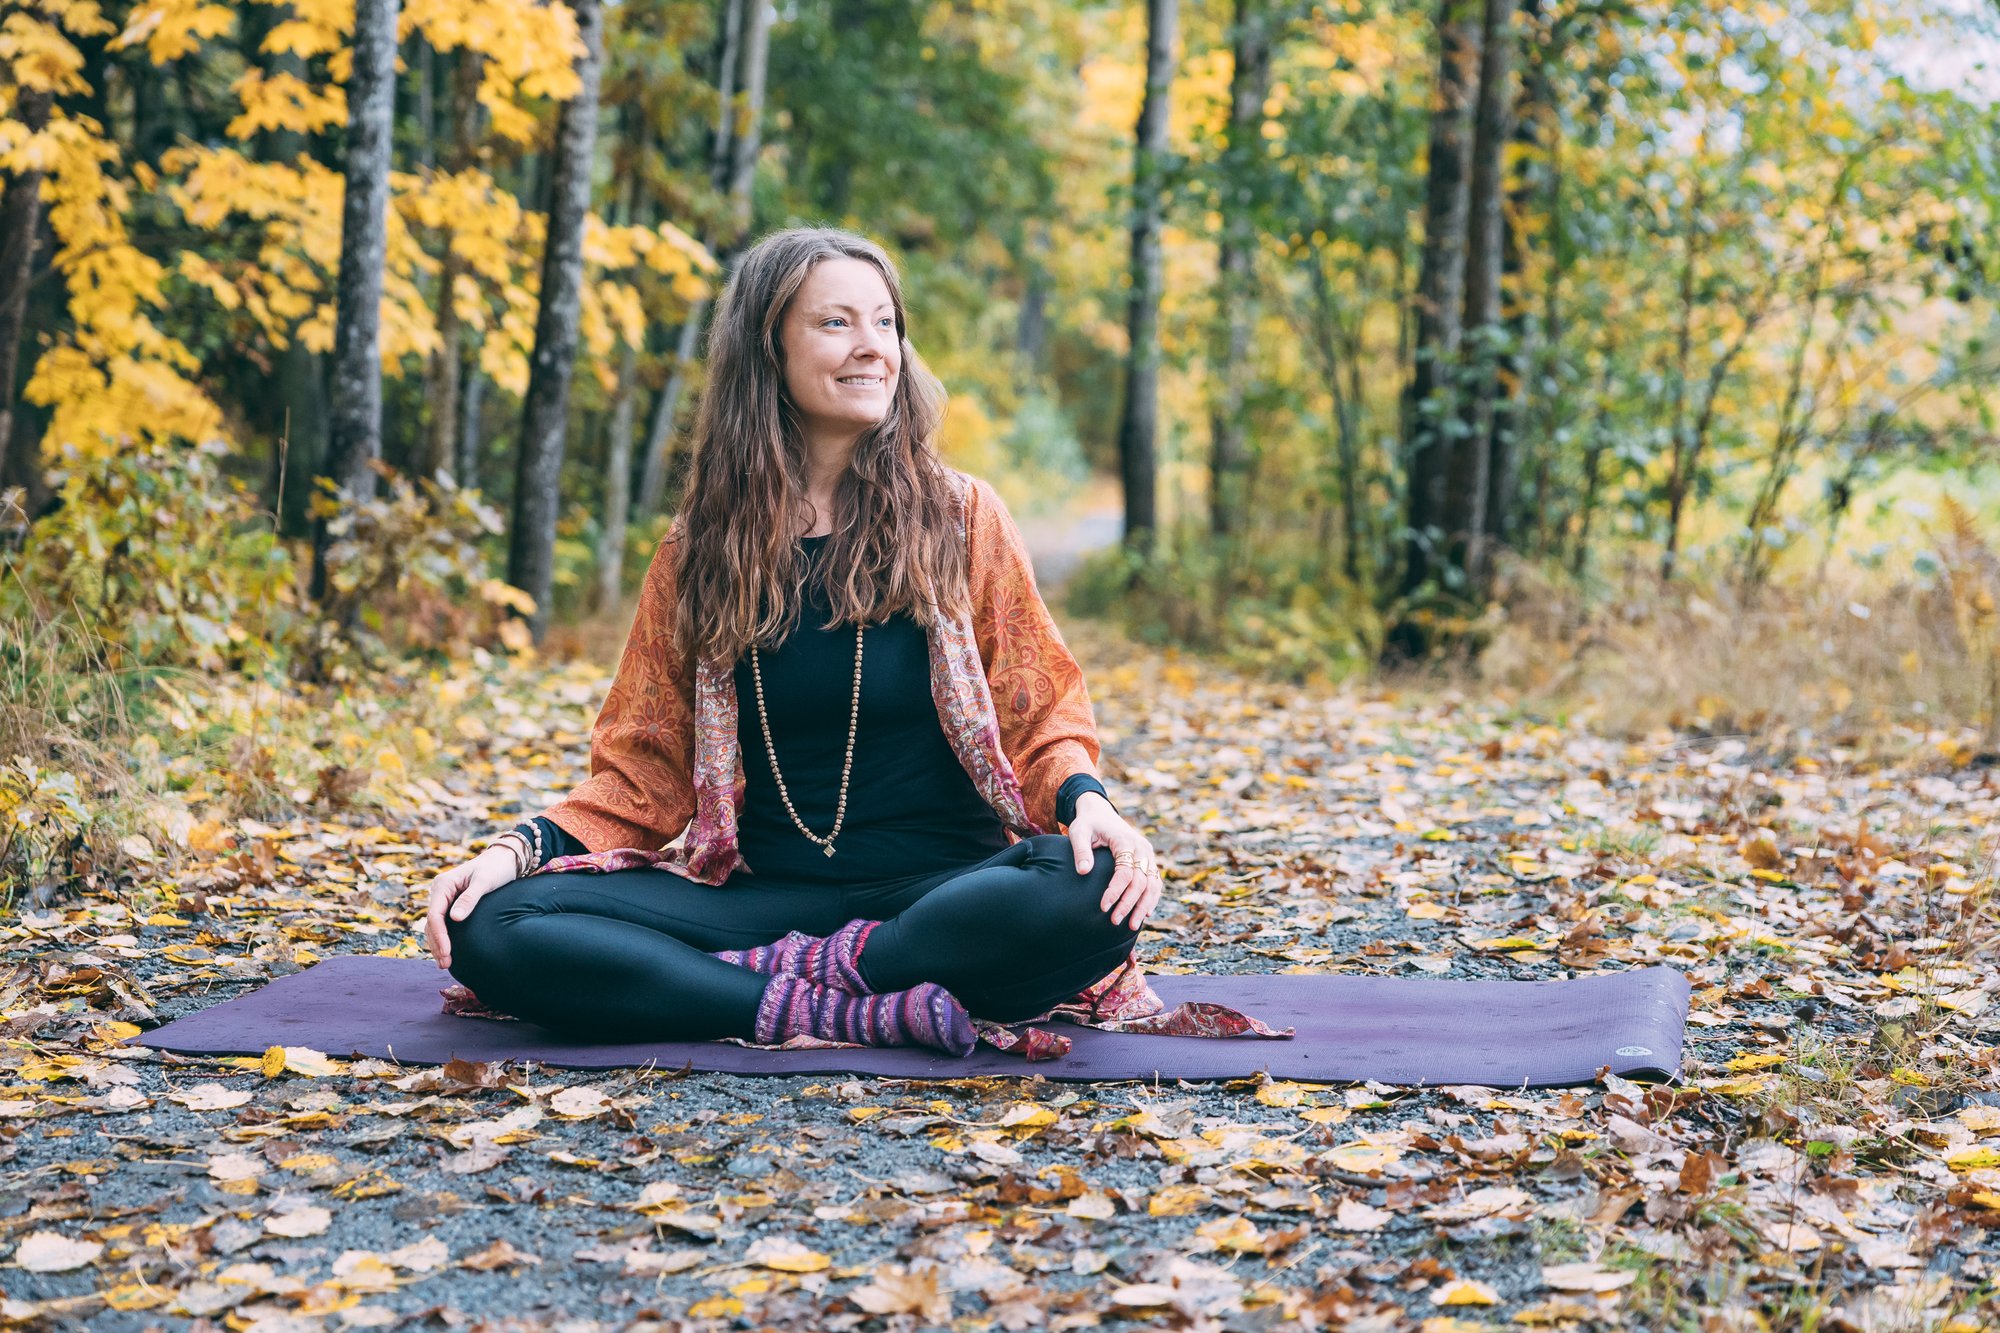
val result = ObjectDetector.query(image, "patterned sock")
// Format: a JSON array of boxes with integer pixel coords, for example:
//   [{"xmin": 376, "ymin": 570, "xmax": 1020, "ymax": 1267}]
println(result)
[
  {"xmin": 711, "ymin": 930, "xmax": 819, "ymax": 978},
  {"xmin": 753, "ymin": 974, "xmax": 976, "ymax": 1056},
  {"xmin": 795, "ymin": 919, "xmax": 880, "ymax": 992},
  {"xmin": 713, "ymin": 920, "xmax": 881, "ymax": 993}
]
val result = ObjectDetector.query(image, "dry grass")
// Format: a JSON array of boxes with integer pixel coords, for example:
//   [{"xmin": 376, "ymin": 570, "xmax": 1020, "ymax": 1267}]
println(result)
[{"xmin": 1477, "ymin": 525, "xmax": 2000, "ymax": 755}]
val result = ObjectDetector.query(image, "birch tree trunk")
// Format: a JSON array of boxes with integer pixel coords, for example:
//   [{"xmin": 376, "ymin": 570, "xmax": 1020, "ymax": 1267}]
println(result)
[
  {"xmin": 421, "ymin": 49, "xmax": 488, "ymax": 487},
  {"xmin": 310, "ymin": 0, "xmax": 401, "ymax": 606},
  {"xmin": 593, "ymin": 111, "xmax": 649, "ymax": 613},
  {"xmin": 637, "ymin": 0, "xmax": 770, "ymax": 521},
  {"xmin": 507, "ymin": 0, "xmax": 605, "ymax": 644},
  {"xmin": 1208, "ymin": 0, "xmax": 1273, "ymax": 543},
  {"xmin": 1116, "ymin": 0, "xmax": 1180, "ymax": 550}
]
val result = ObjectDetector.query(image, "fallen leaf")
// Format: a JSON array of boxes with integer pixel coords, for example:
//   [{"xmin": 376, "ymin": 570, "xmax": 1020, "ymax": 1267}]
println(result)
[
  {"xmin": 264, "ymin": 1207, "xmax": 332, "ymax": 1238},
  {"xmin": 746, "ymin": 1236, "xmax": 830, "ymax": 1273},
  {"xmin": 458, "ymin": 1238, "xmax": 540, "ymax": 1271},
  {"xmin": 13, "ymin": 1231, "xmax": 104, "ymax": 1272},
  {"xmin": 1431, "ymin": 1278, "xmax": 1501, "ymax": 1306},
  {"xmin": 1542, "ymin": 1262, "xmax": 1636, "ymax": 1293},
  {"xmin": 168, "ymin": 1083, "xmax": 253, "ymax": 1111}
]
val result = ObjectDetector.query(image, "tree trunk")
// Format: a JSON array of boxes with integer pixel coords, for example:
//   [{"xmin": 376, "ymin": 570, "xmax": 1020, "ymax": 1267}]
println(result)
[
  {"xmin": 1208, "ymin": 0, "xmax": 1273, "ymax": 543},
  {"xmin": 593, "ymin": 109, "xmax": 648, "ymax": 613},
  {"xmin": 637, "ymin": 0, "xmax": 771, "ymax": 521},
  {"xmin": 457, "ymin": 352, "xmax": 485, "ymax": 489},
  {"xmin": 0, "ymin": 89, "xmax": 51, "ymax": 483},
  {"xmin": 1483, "ymin": 0, "xmax": 1543, "ymax": 559},
  {"xmin": 1439, "ymin": 0, "xmax": 1515, "ymax": 597},
  {"xmin": 726, "ymin": 0, "xmax": 772, "ymax": 223},
  {"xmin": 1392, "ymin": 0, "xmax": 1476, "ymax": 610},
  {"xmin": 1305, "ymin": 258, "xmax": 1364, "ymax": 584},
  {"xmin": 421, "ymin": 49, "xmax": 488, "ymax": 486},
  {"xmin": 709, "ymin": 0, "xmax": 746, "ymax": 195},
  {"xmin": 1015, "ymin": 219, "xmax": 1051, "ymax": 377},
  {"xmin": 507, "ymin": 0, "xmax": 605, "ymax": 644},
  {"xmin": 310, "ymin": 0, "xmax": 402, "ymax": 606},
  {"xmin": 1115, "ymin": 0, "xmax": 1179, "ymax": 550}
]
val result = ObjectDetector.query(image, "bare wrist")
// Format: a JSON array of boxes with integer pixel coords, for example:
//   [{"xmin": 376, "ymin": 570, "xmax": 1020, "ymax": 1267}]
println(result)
[
  {"xmin": 1074, "ymin": 791, "xmax": 1116, "ymax": 818},
  {"xmin": 480, "ymin": 839, "xmax": 526, "ymax": 882}
]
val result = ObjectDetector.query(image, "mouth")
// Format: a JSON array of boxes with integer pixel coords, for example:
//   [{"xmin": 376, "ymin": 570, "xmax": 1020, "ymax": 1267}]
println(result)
[{"xmin": 835, "ymin": 375, "xmax": 886, "ymax": 389}]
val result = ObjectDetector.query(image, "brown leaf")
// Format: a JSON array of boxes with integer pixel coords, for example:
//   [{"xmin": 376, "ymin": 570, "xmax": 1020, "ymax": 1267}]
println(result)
[
  {"xmin": 458, "ymin": 1237, "xmax": 541, "ymax": 1271},
  {"xmin": 849, "ymin": 1264, "xmax": 951, "ymax": 1322}
]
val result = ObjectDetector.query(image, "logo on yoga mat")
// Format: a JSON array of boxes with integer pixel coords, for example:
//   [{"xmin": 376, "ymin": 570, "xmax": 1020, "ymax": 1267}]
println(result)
[{"xmin": 1614, "ymin": 1045, "xmax": 1653, "ymax": 1057}]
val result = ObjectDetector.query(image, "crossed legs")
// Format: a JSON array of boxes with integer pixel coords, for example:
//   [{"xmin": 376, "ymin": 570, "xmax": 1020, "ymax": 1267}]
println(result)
[{"xmin": 443, "ymin": 834, "xmax": 1140, "ymax": 1042}]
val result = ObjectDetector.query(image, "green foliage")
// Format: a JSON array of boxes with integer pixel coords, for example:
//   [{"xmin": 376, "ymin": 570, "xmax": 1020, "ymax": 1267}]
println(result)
[
  {"xmin": 302, "ymin": 465, "xmax": 531, "ymax": 679},
  {"xmin": 1001, "ymin": 391, "xmax": 1091, "ymax": 492},
  {"xmin": 0, "ymin": 757, "xmax": 90, "ymax": 908},
  {"xmin": 0, "ymin": 439, "xmax": 295, "ymax": 675},
  {"xmin": 1065, "ymin": 530, "xmax": 1381, "ymax": 687}
]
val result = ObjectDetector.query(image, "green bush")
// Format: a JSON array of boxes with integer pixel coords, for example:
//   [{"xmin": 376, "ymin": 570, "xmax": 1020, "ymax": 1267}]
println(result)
[
  {"xmin": 1064, "ymin": 529, "xmax": 1380, "ymax": 686},
  {"xmin": 1, "ymin": 437, "xmax": 296, "ymax": 674}
]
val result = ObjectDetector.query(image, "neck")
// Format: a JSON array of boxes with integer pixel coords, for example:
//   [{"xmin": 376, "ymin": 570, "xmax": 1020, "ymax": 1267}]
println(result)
[{"xmin": 800, "ymin": 426, "xmax": 861, "ymax": 538}]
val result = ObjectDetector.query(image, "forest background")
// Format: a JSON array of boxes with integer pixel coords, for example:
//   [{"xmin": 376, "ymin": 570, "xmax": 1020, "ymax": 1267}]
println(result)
[{"xmin": 1, "ymin": 0, "xmax": 1998, "ymax": 904}]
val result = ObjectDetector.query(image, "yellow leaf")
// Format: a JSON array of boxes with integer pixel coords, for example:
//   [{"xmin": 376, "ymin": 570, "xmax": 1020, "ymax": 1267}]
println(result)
[
  {"xmin": 1946, "ymin": 1146, "xmax": 2000, "ymax": 1171},
  {"xmin": 746, "ymin": 1236, "xmax": 830, "ymax": 1273},
  {"xmin": 1431, "ymin": 1278, "xmax": 1500, "ymax": 1306},
  {"xmin": 261, "ymin": 1045, "xmax": 286, "ymax": 1078},
  {"xmin": 1320, "ymin": 1142, "xmax": 1403, "ymax": 1173},
  {"xmin": 1725, "ymin": 1053, "xmax": 1787, "ymax": 1072},
  {"xmin": 687, "ymin": 1297, "xmax": 742, "ymax": 1319},
  {"xmin": 1256, "ymin": 1082, "xmax": 1312, "ymax": 1108},
  {"xmin": 1148, "ymin": 1184, "xmax": 1210, "ymax": 1217},
  {"xmin": 1192, "ymin": 1216, "xmax": 1264, "ymax": 1253}
]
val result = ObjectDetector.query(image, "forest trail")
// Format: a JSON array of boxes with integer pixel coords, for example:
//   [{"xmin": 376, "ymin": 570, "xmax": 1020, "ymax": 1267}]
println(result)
[{"xmin": 2, "ymin": 626, "xmax": 1995, "ymax": 1328}]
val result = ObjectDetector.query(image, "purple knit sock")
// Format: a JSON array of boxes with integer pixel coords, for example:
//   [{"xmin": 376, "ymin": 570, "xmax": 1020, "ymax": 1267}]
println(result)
[
  {"xmin": 711, "ymin": 930, "xmax": 818, "ymax": 977},
  {"xmin": 710, "ymin": 920, "xmax": 881, "ymax": 994},
  {"xmin": 753, "ymin": 974, "xmax": 976, "ymax": 1057}
]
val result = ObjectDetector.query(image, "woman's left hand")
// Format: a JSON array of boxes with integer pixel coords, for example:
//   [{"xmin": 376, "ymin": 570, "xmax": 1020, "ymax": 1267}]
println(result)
[{"xmin": 1065, "ymin": 792, "xmax": 1164, "ymax": 928}]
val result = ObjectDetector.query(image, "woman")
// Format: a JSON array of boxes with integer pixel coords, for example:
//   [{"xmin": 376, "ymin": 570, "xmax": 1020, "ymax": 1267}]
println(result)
[{"xmin": 420, "ymin": 226, "xmax": 1165, "ymax": 1057}]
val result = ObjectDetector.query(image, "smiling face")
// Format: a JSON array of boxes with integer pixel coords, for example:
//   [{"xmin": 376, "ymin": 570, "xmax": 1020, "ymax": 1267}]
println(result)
[{"xmin": 777, "ymin": 256, "xmax": 903, "ymax": 445}]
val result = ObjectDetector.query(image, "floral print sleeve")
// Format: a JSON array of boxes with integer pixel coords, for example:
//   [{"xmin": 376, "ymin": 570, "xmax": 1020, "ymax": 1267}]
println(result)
[
  {"xmin": 964, "ymin": 477, "xmax": 1103, "ymax": 835},
  {"xmin": 539, "ymin": 535, "xmax": 697, "ymax": 853}
]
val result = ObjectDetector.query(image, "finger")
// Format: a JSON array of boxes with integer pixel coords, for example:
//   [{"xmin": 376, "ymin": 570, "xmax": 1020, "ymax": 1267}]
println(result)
[
  {"xmin": 449, "ymin": 883, "xmax": 488, "ymax": 923},
  {"xmin": 425, "ymin": 903, "xmax": 450, "ymax": 969},
  {"xmin": 1136, "ymin": 876, "xmax": 1163, "ymax": 926},
  {"xmin": 1069, "ymin": 823, "xmax": 1094, "ymax": 874},
  {"xmin": 1108, "ymin": 876, "xmax": 1145, "ymax": 927},
  {"xmin": 1100, "ymin": 864, "xmax": 1133, "ymax": 914}
]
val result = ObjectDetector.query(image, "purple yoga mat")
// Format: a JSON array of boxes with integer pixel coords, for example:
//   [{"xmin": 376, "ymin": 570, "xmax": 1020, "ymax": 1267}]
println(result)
[{"xmin": 128, "ymin": 956, "xmax": 1689, "ymax": 1086}]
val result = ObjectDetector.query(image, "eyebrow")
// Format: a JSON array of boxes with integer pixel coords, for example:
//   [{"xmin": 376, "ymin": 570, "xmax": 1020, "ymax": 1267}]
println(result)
[{"xmin": 806, "ymin": 302, "xmax": 895, "ymax": 316}]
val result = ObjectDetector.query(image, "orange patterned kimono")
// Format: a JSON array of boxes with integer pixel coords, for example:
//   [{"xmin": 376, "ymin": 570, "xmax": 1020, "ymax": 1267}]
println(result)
[{"xmin": 452, "ymin": 468, "xmax": 1290, "ymax": 1058}]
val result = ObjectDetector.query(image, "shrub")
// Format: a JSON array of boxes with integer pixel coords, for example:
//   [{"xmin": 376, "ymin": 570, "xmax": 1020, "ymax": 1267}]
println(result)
[{"xmin": 0, "ymin": 437, "xmax": 296, "ymax": 674}]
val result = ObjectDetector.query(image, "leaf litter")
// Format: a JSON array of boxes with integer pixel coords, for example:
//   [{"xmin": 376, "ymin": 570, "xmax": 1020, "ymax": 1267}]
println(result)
[{"xmin": 0, "ymin": 619, "xmax": 1993, "ymax": 1328}]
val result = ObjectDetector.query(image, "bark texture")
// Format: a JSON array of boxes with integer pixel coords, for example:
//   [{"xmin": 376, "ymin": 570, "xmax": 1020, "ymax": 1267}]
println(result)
[{"xmin": 507, "ymin": 0, "xmax": 606, "ymax": 643}]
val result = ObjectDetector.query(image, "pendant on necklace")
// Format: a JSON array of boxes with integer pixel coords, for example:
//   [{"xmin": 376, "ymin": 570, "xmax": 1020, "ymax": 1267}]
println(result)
[{"xmin": 823, "ymin": 845, "xmax": 836, "ymax": 858}]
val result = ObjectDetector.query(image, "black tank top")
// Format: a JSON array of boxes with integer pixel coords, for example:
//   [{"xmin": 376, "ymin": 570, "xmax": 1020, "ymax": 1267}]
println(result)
[{"xmin": 729, "ymin": 534, "xmax": 1008, "ymax": 883}]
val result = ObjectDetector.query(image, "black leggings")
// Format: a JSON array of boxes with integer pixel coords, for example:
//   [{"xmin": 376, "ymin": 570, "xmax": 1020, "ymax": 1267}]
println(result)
[{"xmin": 444, "ymin": 834, "xmax": 1140, "ymax": 1041}]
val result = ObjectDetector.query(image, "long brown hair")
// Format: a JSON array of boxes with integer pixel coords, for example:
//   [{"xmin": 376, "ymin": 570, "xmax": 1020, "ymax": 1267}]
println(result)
[{"xmin": 668, "ymin": 226, "xmax": 970, "ymax": 670}]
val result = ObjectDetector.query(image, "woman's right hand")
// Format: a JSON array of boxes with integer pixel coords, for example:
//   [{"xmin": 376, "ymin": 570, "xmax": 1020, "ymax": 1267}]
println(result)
[{"xmin": 424, "ymin": 846, "xmax": 522, "ymax": 969}]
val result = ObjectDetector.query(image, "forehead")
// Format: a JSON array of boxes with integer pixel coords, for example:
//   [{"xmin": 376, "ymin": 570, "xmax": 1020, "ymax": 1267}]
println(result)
[{"xmin": 793, "ymin": 257, "xmax": 894, "ymax": 314}]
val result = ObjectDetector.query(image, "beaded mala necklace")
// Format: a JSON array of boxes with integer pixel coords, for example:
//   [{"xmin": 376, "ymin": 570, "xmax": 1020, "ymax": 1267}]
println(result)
[{"xmin": 748, "ymin": 544, "xmax": 863, "ymax": 857}]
